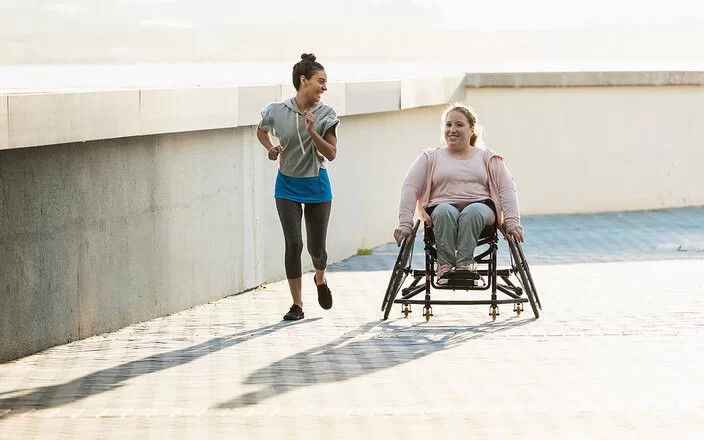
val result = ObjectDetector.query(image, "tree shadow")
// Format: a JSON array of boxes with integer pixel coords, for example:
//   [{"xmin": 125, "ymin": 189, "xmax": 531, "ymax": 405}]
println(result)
[
  {"xmin": 217, "ymin": 317, "xmax": 533, "ymax": 408},
  {"xmin": 0, "ymin": 318, "xmax": 319, "ymax": 418}
]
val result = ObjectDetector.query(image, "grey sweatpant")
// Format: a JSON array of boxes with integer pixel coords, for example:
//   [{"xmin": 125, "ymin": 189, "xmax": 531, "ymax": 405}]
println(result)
[
  {"xmin": 430, "ymin": 202, "xmax": 496, "ymax": 268},
  {"xmin": 275, "ymin": 198, "xmax": 332, "ymax": 279}
]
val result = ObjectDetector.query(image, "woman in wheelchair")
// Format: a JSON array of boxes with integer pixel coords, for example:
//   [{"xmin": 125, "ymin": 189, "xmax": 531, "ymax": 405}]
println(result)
[{"xmin": 393, "ymin": 103, "xmax": 524, "ymax": 284}]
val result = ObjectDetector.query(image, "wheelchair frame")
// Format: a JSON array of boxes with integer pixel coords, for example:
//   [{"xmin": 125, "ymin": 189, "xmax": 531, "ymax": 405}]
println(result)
[{"xmin": 381, "ymin": 219, "xmax": 542, "ymax": 321}]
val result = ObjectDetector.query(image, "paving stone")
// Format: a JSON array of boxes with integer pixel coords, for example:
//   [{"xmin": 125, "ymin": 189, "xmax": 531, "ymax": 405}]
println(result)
[{"xmin": 1, "ymin": 207, "xmax": 703, "ymax": 439}]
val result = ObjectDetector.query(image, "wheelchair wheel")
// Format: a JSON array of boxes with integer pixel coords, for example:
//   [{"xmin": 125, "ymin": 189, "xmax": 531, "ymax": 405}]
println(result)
[
  {"xmin": 508, "ymin": 239, "xmax": 539, "ymax": 319},
  {"xmin": 515, "ymin": 239, "xmax": 542, "ymax": 310},
  {"xmin": 382, "ymin": 220, "xmax": 420, "ymax": 319}
]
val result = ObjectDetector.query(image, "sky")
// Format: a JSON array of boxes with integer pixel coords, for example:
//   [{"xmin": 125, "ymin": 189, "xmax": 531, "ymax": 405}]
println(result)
[
  {"xmin": 2, "ymin": 0, "xmax": 701, "ymax": 32},
  {"xmin": 0, "ymin": 0, "xmax": 702, "ymax": 65},
  {"xmin": 419, "ymin": 0, "xmax": 700, "ymax": 31}
]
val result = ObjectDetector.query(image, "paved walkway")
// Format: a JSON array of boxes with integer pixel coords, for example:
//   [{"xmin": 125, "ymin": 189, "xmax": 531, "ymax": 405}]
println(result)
[{"xmin": 1, "ymin": 207, "xmax": 703, "ymax": 439}]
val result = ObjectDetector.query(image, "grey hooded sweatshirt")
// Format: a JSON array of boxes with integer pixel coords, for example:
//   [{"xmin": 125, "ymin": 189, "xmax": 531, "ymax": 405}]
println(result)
[{"xmin": 259, "ymin": 98, "xmax": 340, "ymax": 178}]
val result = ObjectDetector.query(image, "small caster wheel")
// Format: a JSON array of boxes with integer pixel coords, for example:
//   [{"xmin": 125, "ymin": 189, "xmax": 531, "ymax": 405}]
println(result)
[
  {"xmin": 403, "ymin": 305, "xmax": 410, "ymax": 318},
  {"xmin": 490, "ymin": 306, "xmax": 498, "ymax": 321},
  {"xmin": 424, "ymin": 307, "xmax": 432, "ymax": 322},
  {"xmin": 514, "ymin": 303, "xmax": 522, "ymax": 316}
]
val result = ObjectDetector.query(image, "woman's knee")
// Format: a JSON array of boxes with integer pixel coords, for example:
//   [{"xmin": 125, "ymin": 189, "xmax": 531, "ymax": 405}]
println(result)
[
  {"xmin": 286, "ymin": 238, "xmax": 304, "ymax": 256},
  {"xmin": 431, "ymin": 203, "xmax": 458, "ymax": 222},
  {"xmin": 307, "ymin": 242, "xmax": 326, "ymax": 259},
  {"xmin": 460, "ymin": 203, "xmax": 495, "ymax": 225}
]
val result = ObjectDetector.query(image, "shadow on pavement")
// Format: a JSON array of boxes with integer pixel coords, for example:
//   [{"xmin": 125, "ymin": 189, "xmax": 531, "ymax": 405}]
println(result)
[
  {"xmin": 217, "ymin": 317, "xmax": 533, "ymax": 408},
  {"xmin": 0, "ymin": 319, "xmax": 320, "ymax": 417}
]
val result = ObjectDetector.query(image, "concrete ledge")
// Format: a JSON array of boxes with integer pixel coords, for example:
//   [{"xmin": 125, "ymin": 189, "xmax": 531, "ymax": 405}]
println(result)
[
  {"xmin": 237, "ymin": 85, "xmax": 281, "ymax": 127},
  {"xmin": 140, "ymin": 87, "xmax": 239, "ymax": 135},
  {"xmin": 465, "ymin": 71, "xmax": 704, "ymax": 88},
  {"xmin": 3, "ymin": 71, "xmax": 704, "ymax": 150},
  {"xmin": 401, "ymin": 75, "xmax": 465, "ymax": 109},
  {"xmin": 345, "ymin": 80, "xmax": 401, "ymax": 115},
  {"xmin": 8, "ymin": 91, "xmax": 141, "ymax": 149},
  {"xmin": 0, "ymin": 96, "xmax": 7, "ymax": 150}
]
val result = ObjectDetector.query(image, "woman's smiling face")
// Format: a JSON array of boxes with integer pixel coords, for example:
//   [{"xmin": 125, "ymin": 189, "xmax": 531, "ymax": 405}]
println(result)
[
  {"xmin": 444, "ymin": 109, "xmax": 474, "ymax": 150},
  {"xmin": 300, "ymin": 70, "xmax": 328, "ymax": 103}
]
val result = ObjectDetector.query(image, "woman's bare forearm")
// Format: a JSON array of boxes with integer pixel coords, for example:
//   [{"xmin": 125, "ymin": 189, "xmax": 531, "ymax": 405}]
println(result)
[
  {"xmin": 311, "ymin": 130, "xmax": 337, "ymax": 161},
  {"xmin": 256, "ymin": 126, "xmax": 275, "ymax": 151}
]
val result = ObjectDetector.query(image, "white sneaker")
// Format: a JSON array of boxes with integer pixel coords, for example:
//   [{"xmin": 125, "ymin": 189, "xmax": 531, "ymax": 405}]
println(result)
[
  {"xmin": 457, "ymin": 263, "xmax": 480, "ymax": 281},
  {"xmin": 436, "ymin": 264, "xmax": 451, "ymax": 285},
  {"xmin": 457, "ymin": 263, "xmax": 477, "ymax": 272}
]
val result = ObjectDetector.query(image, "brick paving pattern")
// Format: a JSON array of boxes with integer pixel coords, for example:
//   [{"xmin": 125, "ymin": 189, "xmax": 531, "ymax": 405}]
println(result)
[{"xmin": 1, "ymin": 207, "xmax": 703, "ymax": 439}]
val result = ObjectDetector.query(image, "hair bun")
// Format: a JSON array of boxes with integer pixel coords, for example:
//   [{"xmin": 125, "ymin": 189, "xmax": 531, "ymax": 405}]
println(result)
[{"xmin": 300, "ymin": 53, "xmax": 317, "ymax": 62}]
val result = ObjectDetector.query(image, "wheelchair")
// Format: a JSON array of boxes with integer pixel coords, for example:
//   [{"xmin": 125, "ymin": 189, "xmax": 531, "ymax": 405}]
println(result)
[{"xmin": 381, "ymin": 216, "xmax": 541, "ymax": 322}]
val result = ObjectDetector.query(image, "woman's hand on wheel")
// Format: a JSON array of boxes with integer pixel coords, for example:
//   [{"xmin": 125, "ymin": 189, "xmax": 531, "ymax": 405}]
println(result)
[
  {"xmin": 394, "ymin": 226, "xmax": 412, "ymax": 247},
  {"xmin": 267, "ymin": 145, "xmax": 283, "ymax": 161},
  {"xmin": 506, "ymin": 224, "xmax": 524, "ymax": 243}
]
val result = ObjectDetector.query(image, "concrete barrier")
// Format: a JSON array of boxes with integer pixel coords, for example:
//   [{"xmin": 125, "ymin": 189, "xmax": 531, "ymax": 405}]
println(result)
[
  {"xmin": 0, "ymin": 101, "xmax": 447, "ymax": 363},
  {"xmin": 1, "ymin": 71, "xmax": 703, "ymax": 362}
]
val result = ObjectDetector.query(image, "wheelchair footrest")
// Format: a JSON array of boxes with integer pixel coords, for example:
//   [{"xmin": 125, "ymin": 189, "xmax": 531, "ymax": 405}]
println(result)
[
  {"xmin": 446, "ymin": 270, "xmax": 481, "ymax": 281},
  {"xmin": 440, "ymin": 270, "xmax": 483, "ymax": 289},
  {"xmin": 445, "ymin": 280, "xmax": 480, "ymax": 289}
]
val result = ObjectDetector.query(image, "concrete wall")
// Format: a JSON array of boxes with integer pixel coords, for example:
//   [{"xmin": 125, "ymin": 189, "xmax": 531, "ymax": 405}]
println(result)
[
  {"xmin": 0, "ymin": 128, "xmax": 268, "ymax": 362},
  {"xmin": 0, "ymin": 105, "xmax": 446, "ymax": 363},
  {"xmin": 2, "ymin": 70, "xmax": 704, "ymax": 362},
  {"xmin": 331, "ymin": 107, "xmax": 448, "ymax": 251},
  {"xmin": 465, "ymin": 85, "xmax": 704, "ymax": 214}
]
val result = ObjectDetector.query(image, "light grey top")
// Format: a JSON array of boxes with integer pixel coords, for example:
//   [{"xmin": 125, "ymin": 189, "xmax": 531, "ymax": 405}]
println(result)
[{"xmin": 259, "ymin": 98, "xmax": 340, "ymax": 178}]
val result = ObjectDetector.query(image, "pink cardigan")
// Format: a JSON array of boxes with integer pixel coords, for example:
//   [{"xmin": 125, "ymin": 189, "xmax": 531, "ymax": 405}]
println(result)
[{"xmin": 399, "ymin": 147, "xmax": 522, "ymax": 235}]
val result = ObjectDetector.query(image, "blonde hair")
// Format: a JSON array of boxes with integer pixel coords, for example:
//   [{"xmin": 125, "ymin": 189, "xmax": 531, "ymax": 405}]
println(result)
[{"xmin": 441, "ymin": 103, "xmax": 482, "ymax": 146}]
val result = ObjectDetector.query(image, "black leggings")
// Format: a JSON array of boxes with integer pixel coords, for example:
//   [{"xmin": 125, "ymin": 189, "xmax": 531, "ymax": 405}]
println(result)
[{"xmin": 275, "ymin": 198, "xmax": 332, "ymax": 279}]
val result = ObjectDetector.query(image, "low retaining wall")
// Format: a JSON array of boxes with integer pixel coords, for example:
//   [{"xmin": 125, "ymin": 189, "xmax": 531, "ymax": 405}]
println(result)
[{"xmin": 2, "ymin": 70, "xmax": 702, "ymax": 362}]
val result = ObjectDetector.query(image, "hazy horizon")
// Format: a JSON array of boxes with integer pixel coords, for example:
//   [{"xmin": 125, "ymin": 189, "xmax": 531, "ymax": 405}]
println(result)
[{"xmin": 1, "ymin": 0, "xmax": 703, "ymax": 66}]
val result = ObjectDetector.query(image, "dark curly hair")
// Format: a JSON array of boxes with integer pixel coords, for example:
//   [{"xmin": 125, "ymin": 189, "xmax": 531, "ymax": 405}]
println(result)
[{"xmin": 292, "ymin": 53, "xmax": 325, "ymax": 90}]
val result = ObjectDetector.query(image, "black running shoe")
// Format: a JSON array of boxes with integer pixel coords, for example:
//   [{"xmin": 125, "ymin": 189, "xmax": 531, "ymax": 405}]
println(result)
[
  {"xmin": 315, "ymin": 278, "xmax": 333, "ymax": 310},
  {"xmin": 283, "ymin": 304, "xmax": 304, "ymax": 321}
]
